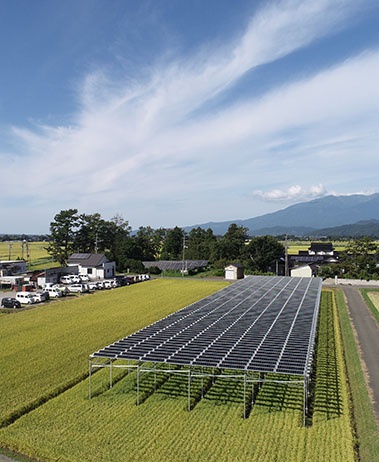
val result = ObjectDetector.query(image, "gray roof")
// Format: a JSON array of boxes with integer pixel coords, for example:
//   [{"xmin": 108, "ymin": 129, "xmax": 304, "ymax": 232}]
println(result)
[{"xmin": 68, "ymin": 253, "xmax": 110, "ymax": 267}]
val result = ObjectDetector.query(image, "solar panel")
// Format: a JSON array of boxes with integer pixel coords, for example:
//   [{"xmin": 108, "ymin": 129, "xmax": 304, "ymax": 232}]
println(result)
[
  {"xmin": 143, "ymin": 260, "xmax": 209, "ymax": 271},
  {"xmin": 91, "ymin": 276, "xmax": 322, "ymax": 377}
]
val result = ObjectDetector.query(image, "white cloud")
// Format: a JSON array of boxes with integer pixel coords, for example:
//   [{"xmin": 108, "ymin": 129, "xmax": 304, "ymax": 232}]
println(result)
[
  {"xmin": 0, "ymin": 0, "xmax": 377, "ymax": 232},
  {"xmin": 252, "ymin": 184, "xmax": 328, "ymax": 202}
]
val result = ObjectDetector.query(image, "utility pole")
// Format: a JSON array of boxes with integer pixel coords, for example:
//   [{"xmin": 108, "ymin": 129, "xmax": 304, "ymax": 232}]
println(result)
[
  {"xmin": 182, "ymin": 236, "xmax": 187, "ymax": 276},
  {"xmin": 284, "ymin": 235, "xmax": 289, "ymax": 276}
]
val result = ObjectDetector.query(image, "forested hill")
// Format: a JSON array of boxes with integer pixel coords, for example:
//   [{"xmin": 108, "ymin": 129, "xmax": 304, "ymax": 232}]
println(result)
[{"xmin": 185, "ymin": 193, "xmax": 379, "ymax": 236}]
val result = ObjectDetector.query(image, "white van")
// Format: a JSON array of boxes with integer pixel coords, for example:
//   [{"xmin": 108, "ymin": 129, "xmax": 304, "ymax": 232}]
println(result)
[
  {"xmin": 16, "ymin": 292, "xmax": 37, "ymax": 304},
  {"xmin": 46, "ymin": 288, "xmax": 62, "ymax": 298},
  {"xmin": 60, "ymin": 275, "xmax": 72, "ymax": 284}
]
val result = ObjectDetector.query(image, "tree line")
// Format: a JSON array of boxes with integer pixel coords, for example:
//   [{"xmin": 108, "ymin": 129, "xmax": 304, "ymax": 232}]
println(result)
[{"xmin": 46, "ymin": 209, "xmax": 285, "ymax": 275}]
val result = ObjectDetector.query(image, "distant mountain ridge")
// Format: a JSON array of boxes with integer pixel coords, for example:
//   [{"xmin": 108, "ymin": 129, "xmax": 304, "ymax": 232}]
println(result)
[{"xmin": 185, "ymin": 193, "xmax": 379, "ymax": 236}]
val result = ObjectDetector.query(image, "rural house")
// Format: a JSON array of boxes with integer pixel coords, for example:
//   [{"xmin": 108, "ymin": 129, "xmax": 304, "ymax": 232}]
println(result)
[{"xmin": 67, "ymin": 253, "xmax": 116, "ymax": 280}]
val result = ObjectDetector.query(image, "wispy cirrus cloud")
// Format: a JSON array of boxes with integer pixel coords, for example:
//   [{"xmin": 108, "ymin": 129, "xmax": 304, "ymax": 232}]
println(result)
[{"xmin": 0, "ymin": 0, "xmax": 377, "ymax": 231}]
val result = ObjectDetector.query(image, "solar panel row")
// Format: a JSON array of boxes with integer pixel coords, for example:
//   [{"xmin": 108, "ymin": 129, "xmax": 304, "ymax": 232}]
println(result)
[
  {"xmin": 142, "ymin": 260, "xmax": 209, "ymax": 271},
  {"xmin": 92, "ymin": 276, "xmax": 322, "ymax": 377}
]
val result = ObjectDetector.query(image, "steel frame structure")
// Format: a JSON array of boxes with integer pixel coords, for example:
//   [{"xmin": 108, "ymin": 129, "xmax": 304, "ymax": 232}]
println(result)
[{"xmin": 89, "ymin": 276, "xmax": 322, "ymax": 425}]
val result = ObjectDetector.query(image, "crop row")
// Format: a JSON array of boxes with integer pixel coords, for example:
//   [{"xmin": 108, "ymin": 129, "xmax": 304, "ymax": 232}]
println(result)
[
  {"xmin": 0, "ymin": 289, "xmax": 356, "ymax": 461},
  {"xmin": 0, "ymin": 278, "xmax": 227, "ymax": 426}
]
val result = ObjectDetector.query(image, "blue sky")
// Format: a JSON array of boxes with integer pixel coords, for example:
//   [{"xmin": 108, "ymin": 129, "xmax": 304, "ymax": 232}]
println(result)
[{"xmin": 1, "ymin": 0, "xmax": 379, "ymax": 234}]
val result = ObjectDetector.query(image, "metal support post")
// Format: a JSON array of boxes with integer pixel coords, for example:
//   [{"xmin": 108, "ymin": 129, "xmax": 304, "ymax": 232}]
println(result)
[
  {"xmin": 188, "ymin": 368, "xmax": 192, "ymax": 411},
  {"xmin": 243, "ymin": 374, "xmax": 247, "ymax": 419},
  {"xmin": 89, "ymin": 358, "xmax": 92, "ymax": 399},
  {"xmin": 154, "ymin": 364, "xmax": 157, "ymax": 392},
  {"xmin": 303, "ymin": 375, "xmax": 308, "ymax": 426},
  {"xmin": 136, "ymin": 364, "xmax": 141, "ymax": 406}
]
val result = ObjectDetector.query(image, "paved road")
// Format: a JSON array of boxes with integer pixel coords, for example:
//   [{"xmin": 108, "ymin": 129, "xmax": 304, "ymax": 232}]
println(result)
[{"xmin": 341, "ymin": 286, "xmax": 379, "ymax": 422}]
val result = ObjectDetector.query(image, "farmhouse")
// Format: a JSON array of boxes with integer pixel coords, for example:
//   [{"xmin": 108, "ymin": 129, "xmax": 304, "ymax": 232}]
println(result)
[
  {"xmin": 290, "ymin": 242, "xmax": 338, "ymax": 276},
  {"xmin": 67, "ymin": 253, "xmax": 116, "ymax": 280}
]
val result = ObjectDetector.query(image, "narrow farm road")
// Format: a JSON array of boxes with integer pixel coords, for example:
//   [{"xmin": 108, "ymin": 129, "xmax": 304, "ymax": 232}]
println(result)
[{"xmin": 341, "ymin": 286, "xmax": 379, "ymax": 423}]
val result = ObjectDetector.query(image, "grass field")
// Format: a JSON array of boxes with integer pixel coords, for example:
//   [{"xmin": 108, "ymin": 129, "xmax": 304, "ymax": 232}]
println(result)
[
  {"xmin": 360, "ymin": 288, "xmax": 379, "ymax": 324},
  {"xmin": 336, "ymin": 290, "xmax": 379, "ymax": 462},
  {"xmin": 286, "ymin": 241, "xmax": 348, "ymax": 255},
  {"xmin": 0, "ymin": 241, "xmax": 54, "ymax": 271},
  {"xmin": 0, "ymin": 279, "xmax": 362, "ymax": 461}
]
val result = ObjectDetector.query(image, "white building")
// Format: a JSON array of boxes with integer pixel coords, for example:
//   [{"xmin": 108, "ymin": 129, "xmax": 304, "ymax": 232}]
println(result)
[
  {"xmin": 67, "ymin": 253, "xmax": 116, "ymax": 280},
  {"xmin": 224, "ymin": 263, "xmax": 244, "ymax": 280}
]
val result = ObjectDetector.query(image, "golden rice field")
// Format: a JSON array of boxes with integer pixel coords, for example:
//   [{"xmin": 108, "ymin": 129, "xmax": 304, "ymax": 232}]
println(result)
[
  {"xmin": 0, "ymin": 281, "xmax": 356, "ymax": 461},
  {"xmin": 366, "ymin": 291, "xmax": 379, "ymax": 313}
]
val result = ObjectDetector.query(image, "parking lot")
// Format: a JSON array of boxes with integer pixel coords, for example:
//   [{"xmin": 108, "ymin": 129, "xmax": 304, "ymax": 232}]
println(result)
[{"xmin": 1, "ymin": 274, "xmax": 151, "ymax": 310}]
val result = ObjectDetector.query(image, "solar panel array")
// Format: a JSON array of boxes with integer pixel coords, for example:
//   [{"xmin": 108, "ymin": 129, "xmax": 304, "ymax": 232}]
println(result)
[
  {"xmin": 142, "ymin": 260, "xmax": 209, "ymax": 271},
  {"xmin": 92, "ymin": 276, "xmax": 322, "ymax": 376}
]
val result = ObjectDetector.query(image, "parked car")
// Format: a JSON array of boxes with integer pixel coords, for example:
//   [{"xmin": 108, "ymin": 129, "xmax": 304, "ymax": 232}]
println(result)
[
  {"xmin": 52, "ymin": 284, "xmax": 69, "ymax": 296},
  {"xmin": 103, "ymin": 280, "xmax": 115, "ymax": 289},
  {"xmin": 1, "ymin": 297, "xmax": 21, "ymax": 308},
  {"xmin": 87, "ymin": 281, "xmax": 99, "ymax": 291},
  {"xmin": 15, "ymin": 292, "xmax": 37, "ymax": 304},
  {"xmin": 46, "ymin": 287, "xmax": 62, "ymax": 298},
  {"xmin": 60, "ymin": 275, "xmax": 72, "ymax": 284},
  {"xmin": 33, "ymin": 291, "xmax": 49, "ymax": 303},
  {"xmin": 69, "ymin": 275, "xmax": 81, "ymax": 283},
  {"xmin": 67, "ymin": 283, "xmax": 87, "ymax": 293},
  {"xmin": 79, "ymin": 274, "xmax": 89, "ymax": 282}
]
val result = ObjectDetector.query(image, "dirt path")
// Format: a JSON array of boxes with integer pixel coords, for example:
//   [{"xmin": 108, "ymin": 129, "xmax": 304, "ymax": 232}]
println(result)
[{"xmin": 341, "ymin": 286, "xmax": 379, "ymax": 422}]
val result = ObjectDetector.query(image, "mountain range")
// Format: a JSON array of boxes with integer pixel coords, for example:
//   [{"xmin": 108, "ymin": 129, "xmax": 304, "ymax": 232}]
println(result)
[{"xmin": 185, "ymin": 193, "xmax": 379, "ymax": 237}]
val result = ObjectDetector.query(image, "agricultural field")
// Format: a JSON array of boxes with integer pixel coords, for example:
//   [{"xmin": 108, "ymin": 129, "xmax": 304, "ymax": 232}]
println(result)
[
  {"xmin": 0, "ymin": 281, "xmax": 367, "ymax": 461},
  {"xmin": 285, "ymin": 240, "xmax": 348, "ymax": 255},
  {"xmin": 360, "ymin": 288, "xmax": 379, "ymax": 324},
  {"xmin": 0, "ymin": 241, "xmax": 53, "ymax": 271}
]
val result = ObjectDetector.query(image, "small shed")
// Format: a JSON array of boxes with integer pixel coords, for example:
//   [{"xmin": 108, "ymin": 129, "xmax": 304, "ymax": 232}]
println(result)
[
  {"xmin": 291, "ymin": 265, "xmax": 314, "ymax": 278},
  {"xmin": 225, "ymin": 263, "xmax": 244, "ymax": 280}
]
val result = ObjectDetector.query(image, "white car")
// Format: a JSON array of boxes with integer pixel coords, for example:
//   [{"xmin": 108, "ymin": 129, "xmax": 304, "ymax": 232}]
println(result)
[
  {"xmin": 33, "ymin": 291, "xmax": 49, "ymax": 302},
  {"xmin": 69, "ymin": 275, "xmax": 81, "ymax": 283},
  {"xmin": 79, "ymin": 274, "xmax": 89, "ymax": 282},
  {"xmin": 60, "ymin": 275, "xmax": 72, "ymax": 284},
  {"xmin": 103, "ymin": 280, "xmax": 115, "ymax": 289},
  {"xmin": 67, "ymin": 284, "xmax": 87, "ymax": 293},
  {"xmin": 15, "ymin": 292, "xmax": 37, "ymax": 304},
  {"xmin": 46, "ymin": 288, "xmax": 62, "ymax": 298},
  {"xmin": 52, "ymin": 284, "xmax": 69, "ymax": 296},
  {"xmin": 87, "ymin": 281, "xmax": 99, "ymax": 290}
]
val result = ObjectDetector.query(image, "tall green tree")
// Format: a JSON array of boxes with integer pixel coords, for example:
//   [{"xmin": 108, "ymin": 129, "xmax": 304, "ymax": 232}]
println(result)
[
  {"xmin": 218, "ymin": 224, "xmax": 248, "ymax": 261},
  {"xmin": 102, "ymin": 214, "xmax": 131, "ymax": 265},
  {"xmin": 161, "ymin": 226, "xmax": 184, "ymax": 260},
  {"xmin": 75, "ymin": 213, "xmax": 107, "ymax": 253},
  {"xmin": 186, "ymin": 227, "xmax": 217, "ymax": 260},
  {"xmin": 47, "ymin": 209, "xmax": 80, "ymax": 265},
  {"xmin": 342, "ymin": 237, "xmax": 379, "ymax": 279},
  {"xmin": 244, "ymin": 236, "xmax": 285, "ymax": 273},
  {"xmin": 134, "ymin": 226, "xmax": 166, "ymax": 261}
]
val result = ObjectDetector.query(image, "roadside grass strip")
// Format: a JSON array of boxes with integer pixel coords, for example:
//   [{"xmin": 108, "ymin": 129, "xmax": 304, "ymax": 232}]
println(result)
[
  {"xmin": 360, "ymin": 288, "xmax": 379, "ymax": 324},
  {"xmin": 336, "ymin": 289, "xmax": 379, "ymax": 462},
  {"xmin": 0, "ymin": 290, "xmax": 356, "ymax": 462}
]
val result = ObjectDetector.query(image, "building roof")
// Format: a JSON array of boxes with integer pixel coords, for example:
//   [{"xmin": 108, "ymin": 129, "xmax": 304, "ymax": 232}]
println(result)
[
  {"xmin": 68, "ymin": 253, "xmax": 110, "ymax": 267},
  {"xmin": 309, "ymin": 242, "xmax": 334, "ymax": 252}
]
